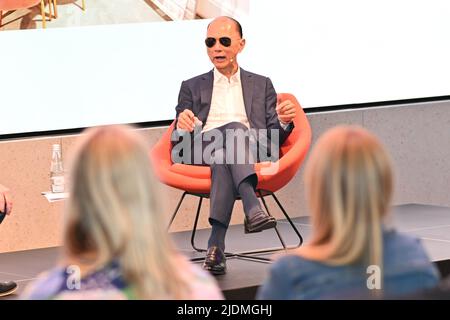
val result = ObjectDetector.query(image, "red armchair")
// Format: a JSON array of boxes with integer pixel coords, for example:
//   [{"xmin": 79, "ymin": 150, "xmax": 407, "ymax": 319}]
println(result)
[{"xmin": 151, "ymin": 93, "xmax": 312, "ymax": 258}]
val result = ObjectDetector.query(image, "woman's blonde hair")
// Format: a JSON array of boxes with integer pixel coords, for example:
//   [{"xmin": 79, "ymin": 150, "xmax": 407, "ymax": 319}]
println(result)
[
  {"xmin": 305, "ymin": 125, "xmax": 393, "ymax": 269},
  {"xmin": 64, "ymin": 125, "xmax": 189, "ymax": 299}
]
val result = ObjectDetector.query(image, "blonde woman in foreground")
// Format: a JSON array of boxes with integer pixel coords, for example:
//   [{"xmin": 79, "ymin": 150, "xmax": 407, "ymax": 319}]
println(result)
[
  {"xmin": 257, "ymin": 126, "xmax": 439, "ymax": 299},
  {"xmin": 22, "ymin": 125, "xmax": 223, "ymax": 300}
]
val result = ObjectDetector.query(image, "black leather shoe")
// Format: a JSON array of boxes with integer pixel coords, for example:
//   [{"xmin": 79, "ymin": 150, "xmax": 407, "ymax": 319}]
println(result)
[
  {"xmin": 0, "ymin": 281, "xmax": 18, "ymax": 297},
  {"xmin": 202, "ymin": 246, "xmax": 226, "ymax": 275},
  {"xmin": 244, "ymin": 211, "xmax": 277, "ymax": 234}
]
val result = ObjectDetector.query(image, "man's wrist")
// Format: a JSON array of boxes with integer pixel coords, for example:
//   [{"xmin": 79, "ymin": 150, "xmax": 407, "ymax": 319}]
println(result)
[
  {"xmin": 279, "ymin": 120, "xmax": 292, "ymax": 130},
  {"xmin": 175, "ymin": 128, "xmax": 190, "ymax": 136}
]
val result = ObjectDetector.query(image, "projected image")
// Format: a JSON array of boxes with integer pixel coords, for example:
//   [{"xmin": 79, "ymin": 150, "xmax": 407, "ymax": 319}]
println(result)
[
  {"xmin": 1, "ymin": 0, "xmax": 449, "ymax": 137},
  {"xmin": 0, "ymin": 0, "xmax": 165, "ymax": 31},
  {"xmin": 0, "ymin": 0, "xmax": 249, "ymax": 31},
  {"xmin": 149, "ymin": 0, "xmax": 249, "ymax": 21}
]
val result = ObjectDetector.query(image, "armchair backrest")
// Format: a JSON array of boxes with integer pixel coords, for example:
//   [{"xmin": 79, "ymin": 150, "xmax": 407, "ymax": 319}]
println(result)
[{"xmin": 150, "ymin": 93, "xmax": 311, "ymax": 194}]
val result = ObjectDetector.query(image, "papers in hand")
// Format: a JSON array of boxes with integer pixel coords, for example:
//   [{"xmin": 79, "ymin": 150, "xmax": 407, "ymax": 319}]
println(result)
[{"xmin": 41, "ymin": 191, "xmax": 69, "ymax": 202}]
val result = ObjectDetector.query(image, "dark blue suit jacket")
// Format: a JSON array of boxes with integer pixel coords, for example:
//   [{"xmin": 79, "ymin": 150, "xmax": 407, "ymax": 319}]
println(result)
[{"xmin": 173, "ymin": 68, "xmax": 293, "ymax": 149}]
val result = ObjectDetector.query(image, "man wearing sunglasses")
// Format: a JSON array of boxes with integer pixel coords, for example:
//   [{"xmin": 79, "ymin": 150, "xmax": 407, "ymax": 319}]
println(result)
[
  {"xmin": 173, "ymin": 16, "xmax": 296, "ymax": 275},
  {"xmin": 0, "ymin": 184, "xmax": 18, "ymax": 297}
]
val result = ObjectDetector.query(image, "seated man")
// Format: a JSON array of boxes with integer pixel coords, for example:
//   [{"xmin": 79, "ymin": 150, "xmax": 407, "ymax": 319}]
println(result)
[
  {"xmin": 172, "ymin": 16, "xmax": 296, "ymax": 275},
  {"xmin": 0, "ymin": 183, "xmax": 18, "ymax": 297}
]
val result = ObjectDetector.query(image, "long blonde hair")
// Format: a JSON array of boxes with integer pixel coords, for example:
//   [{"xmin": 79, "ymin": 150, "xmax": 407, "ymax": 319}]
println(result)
[
  {"xmin": 304, "ymin": 126, "xmax": 393, "ymax": 270},
  {"xmin": 64, "ymin": 125, "xmax": 189, "ymax": 299}
]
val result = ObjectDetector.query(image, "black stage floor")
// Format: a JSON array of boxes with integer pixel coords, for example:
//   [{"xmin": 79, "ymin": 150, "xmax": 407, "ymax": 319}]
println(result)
[{"xmin": 1, "ymin": 204, "xmax": 450, "ymax": 300}]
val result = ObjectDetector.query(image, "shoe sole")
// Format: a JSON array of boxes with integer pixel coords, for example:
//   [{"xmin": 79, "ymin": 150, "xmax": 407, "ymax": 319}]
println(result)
[
  {"xmin": 0, "ymin": 285, "xmax": 18, "ymax": 297},
  {"xmin": 245, "ymin": 219, "xmax": 277, "ymax": 234},
  {"xmin": 209, "ymin": 268, "xmax": 227, "ymax": 276},
  {"xmin": 203, "ymin": 266, "xmax": 227, "ymax": 276}
]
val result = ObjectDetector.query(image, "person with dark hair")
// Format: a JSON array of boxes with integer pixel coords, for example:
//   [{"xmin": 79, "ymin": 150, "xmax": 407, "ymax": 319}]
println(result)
[
  {"xmin": 172, "ymin": 16, "xmax": 297, "ymax": 275},
  {"xmin": 0, "ymin": 183, "xmax": 18, "ymax": 297}
]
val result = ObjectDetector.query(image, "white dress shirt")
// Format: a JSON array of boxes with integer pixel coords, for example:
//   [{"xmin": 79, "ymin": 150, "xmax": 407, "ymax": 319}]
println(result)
[
  {"xmin": 202, "ymin": 68, "xmax": 249, "ymax": 133},
  {"xmin": 201, "ymin": 68, "xmax": 289, "ymax": 133}
]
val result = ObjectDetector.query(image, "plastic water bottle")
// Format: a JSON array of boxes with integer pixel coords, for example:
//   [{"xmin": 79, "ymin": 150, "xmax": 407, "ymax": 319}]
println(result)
[{"xmin": 50, "ymin": 144, "xmax": 65, "ymax": 193}]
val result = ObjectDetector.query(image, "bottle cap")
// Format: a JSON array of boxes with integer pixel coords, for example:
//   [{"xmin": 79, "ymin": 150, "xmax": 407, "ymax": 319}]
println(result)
[{"xmin": 52, "ymin": 144, "xmax": 61, "ymax": 152}]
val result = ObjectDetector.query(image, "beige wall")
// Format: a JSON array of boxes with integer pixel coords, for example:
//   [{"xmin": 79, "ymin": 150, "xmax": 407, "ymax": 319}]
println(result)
[{"xmin": 1, "ymin": 101, "xmax": 450, "ymax": 253}]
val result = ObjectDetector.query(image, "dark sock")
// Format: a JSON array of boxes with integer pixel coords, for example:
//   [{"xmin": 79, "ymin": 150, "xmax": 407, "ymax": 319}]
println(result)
[
  {"xmin": 208, "ymin": 220, "xmax": 227, "ymax": 251},
  {"xmin": 238, "ymin": 178, "xmax": 263, "ymax": 219}
]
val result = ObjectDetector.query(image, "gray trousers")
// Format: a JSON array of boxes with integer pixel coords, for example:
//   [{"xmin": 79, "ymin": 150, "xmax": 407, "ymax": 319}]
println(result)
[{"xmin": 179, "ymin": 122, "xmax": 257, "ymax": 227}]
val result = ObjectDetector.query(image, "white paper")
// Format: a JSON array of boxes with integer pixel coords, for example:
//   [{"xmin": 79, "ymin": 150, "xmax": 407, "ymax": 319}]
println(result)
[{"xmin": 41, "ymin": 192, "xmax": 69, "ymax": 202}]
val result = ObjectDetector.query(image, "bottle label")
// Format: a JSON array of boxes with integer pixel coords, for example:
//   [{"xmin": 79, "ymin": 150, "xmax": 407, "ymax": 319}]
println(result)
[{"xmin": 51, "ymin": 176, "xmax": 65, "ymax": 193}]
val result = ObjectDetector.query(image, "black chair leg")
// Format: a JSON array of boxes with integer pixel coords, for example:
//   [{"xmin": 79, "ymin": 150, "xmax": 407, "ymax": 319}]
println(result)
[
  {"xmin": 167, "ymin": 191, "xmax": 187, "ymax": 230},
  {"xmin": 190, "ymin": 196, "xmax": 205, "ymax": 252},
  {"xmin": 167, "ymin": 192, "xmax": 209, "ymax": 262},
  {"xmin": 271, "ymin": 192, "xmax": 303, "ymax": 246},
  {"xmin": 232, "ymin": 190, "xmax": 303, "ymax": 261},
  {"xmin": 259, "ymin": 191, "xmax": 287, "ymax": 250},
  {"xmin": 187, "ymin": 194, "xmax": 245, "ymax": 261},
  {"xmin": 169, "ymin": 190, "xmax": 303, "ymax": 263}
]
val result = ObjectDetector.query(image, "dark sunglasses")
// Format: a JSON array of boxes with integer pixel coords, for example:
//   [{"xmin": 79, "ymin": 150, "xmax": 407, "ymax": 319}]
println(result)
[{"xmin": 205, "ymin": 37, "xmax": 232, "ymax": 48}]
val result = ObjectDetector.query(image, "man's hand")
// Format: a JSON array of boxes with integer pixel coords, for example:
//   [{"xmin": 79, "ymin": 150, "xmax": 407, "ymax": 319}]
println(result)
[
  {"xmin": 176, "ymin": 109, "xmax": 201, "ymax": 132},
  {"xmin": 0, "ymin": 184, "xmax": 12, "ymax": 215},
  {"xmin": 276, "ymin": 99, "xmax": 296, "ymax": 125}
]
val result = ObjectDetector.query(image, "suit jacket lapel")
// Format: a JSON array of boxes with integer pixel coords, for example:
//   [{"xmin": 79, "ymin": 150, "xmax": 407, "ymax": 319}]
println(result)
[
  {"xmin": 200, "ymin": 70, "xmax": 214, "ymax": 121},
  {"xmin": 241, "ymin": 68, "xmax": 254, "ymax": 120}
]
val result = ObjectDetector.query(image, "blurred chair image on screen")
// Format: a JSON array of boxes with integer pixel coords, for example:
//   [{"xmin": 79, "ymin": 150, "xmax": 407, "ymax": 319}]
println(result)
[
  {"xmin": 39, "ymin": 0, "xmax": 86, "ymax": 20},
  {"xmin": 150, "ymin": 93, "xmax": 312, "ymax": 260},
  {"xmin": 0, "ymin": 0, "xmax": 56, "ymax": 28},
  {"xmin": 48, "ymin": 0, "xmax": 86, "ymax": 19},
  {"xmin": 74, "ymin": 0, "xmax": 85, "ymax": 11},
  {"xmin": 49, "ymin": 0, "xmax": 86, "ymax": 20}
]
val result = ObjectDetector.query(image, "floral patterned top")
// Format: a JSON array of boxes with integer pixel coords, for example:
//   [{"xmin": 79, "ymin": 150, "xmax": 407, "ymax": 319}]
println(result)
[{"xmin": 22, "ymin": 256, "xmax": 223, "ymax": 300}]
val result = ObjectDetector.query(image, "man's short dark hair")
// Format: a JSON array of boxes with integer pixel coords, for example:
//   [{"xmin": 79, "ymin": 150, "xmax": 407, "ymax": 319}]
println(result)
[
  {"xmin": 228, "ymin": 17, "xmax": 243, "ymax": 38},
  {"xmin": 208, "ymin": 16, "xmax": 243, "ymax": 38}
]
